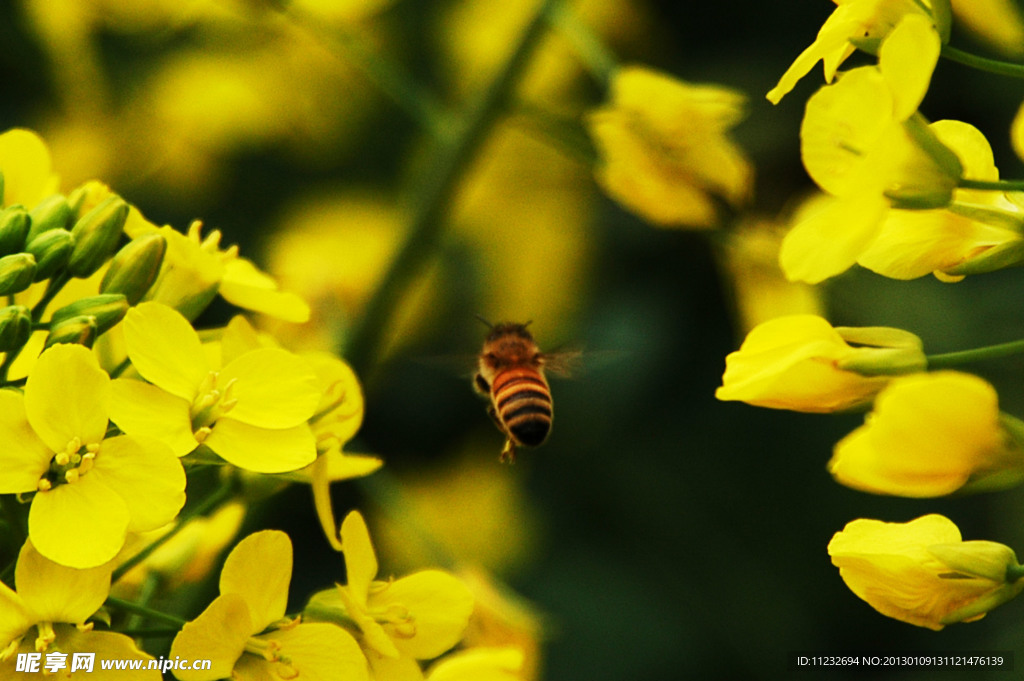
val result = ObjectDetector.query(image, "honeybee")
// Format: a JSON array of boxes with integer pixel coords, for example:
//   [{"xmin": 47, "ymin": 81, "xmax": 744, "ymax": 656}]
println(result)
[{"xmin": 473, "ymin": 320, "xmax": 577, "ymax": 463}]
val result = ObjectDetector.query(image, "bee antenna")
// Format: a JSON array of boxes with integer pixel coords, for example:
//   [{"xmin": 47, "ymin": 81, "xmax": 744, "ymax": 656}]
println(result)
[
  {"xmin": 474, "ymin": 314, "xmax": 494, "ymax": 329},
  {"xmin": 524, "ymin": 320, "xmax": 533, "ymax": 328}
]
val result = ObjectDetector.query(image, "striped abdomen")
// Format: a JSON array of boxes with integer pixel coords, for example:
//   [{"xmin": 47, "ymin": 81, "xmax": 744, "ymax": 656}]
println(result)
[{"xmin": 491, "ymin": 367, "xmax": 552, "ymax": 447}]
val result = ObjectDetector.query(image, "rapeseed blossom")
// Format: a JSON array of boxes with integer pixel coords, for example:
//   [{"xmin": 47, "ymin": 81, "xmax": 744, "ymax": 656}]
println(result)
[
  {"xmin": 781, "ymin": 16, "xmax": 964, "ymax": 283},
  {"xmin": 170, "ymin": 530, "xmax": 369, "ymax": 681},
  {"xmin": 0, "ymin": 344, "xmax": 185, "ymax": 568},
  {"xmin": 586, "ymin": 65, "xmax": 752, "ymax": 228},
  {"xmin": 0, "ymin": 540, "xmax": 160, "ymax": 678},
  {"xmin": 828, "ymin": 371, "xmax": 1024, "ymax": 496},
  {"xmin": 829, "ymin": 515, "xmax": 1024, "ymax": 629},
  {"xmin": 716, "ymin": 315, "xmax": 924, "ymax": 412},
  {"xmin": 306, "ymin": 511, "xmax": 474, "ymax": 674},
  {"xmin": 109, "ymin": 301, "xmax": 321, "ymax": 473},
  {"xmin": 767, "ymin": 0, "xmax": 949, "ymax": 104}
]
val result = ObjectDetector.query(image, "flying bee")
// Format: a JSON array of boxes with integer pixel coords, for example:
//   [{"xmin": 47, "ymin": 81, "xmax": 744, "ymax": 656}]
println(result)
[{"xmin": 473, "ymin": 320, "xmax": 578, "ymax": 463}]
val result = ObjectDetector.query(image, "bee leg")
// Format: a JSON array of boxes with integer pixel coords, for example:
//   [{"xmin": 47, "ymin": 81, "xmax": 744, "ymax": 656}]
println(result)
[{"xmin": 500, "ymin": 438, "xmax": 517, "ymax": 464}]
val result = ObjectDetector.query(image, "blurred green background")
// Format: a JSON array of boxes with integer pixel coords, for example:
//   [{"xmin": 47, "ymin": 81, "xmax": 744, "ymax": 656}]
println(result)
[{"xmin": 4, "ymin": 0, "xmax": 1024, "ymax": 679}]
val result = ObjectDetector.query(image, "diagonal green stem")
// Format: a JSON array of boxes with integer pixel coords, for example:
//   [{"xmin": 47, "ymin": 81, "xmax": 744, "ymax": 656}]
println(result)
[
  {"xmin": 344, "ymin": 0, "xmax": 558, "ymax": 375},
  {"xmin": 927, "ymin": 338, "xmax": 1024, "ymax": 368},
  {"xmin": 547, "ymin": 0, "xmax": 619, "ymax": 85},
  {"xmin": 105, "ymin": 596, "xmax": 186, "ymax": 628},
  {"xmin": 111, "ymin": 475, "xmax": 236, "ymax": 584},
  {"xmin": 941, "ymin": 45, "xmax": 1024, "ymax": 79}
]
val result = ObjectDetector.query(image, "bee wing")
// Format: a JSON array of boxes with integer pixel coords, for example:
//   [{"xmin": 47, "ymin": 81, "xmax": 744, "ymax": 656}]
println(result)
[{"xmin": 541, "ymin": 348, "xmax": 625, "ymax": 378}]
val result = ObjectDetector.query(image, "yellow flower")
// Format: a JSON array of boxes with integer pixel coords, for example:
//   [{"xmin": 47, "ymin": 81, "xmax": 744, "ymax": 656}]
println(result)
[
  {"xmin": 586, "ymin": 65, "xmax": 752, "ymax": 228},
  {"xmin": 170, "ymin": 530, "xmax": 369, "ymax": 681},
  {"xmin": 829, "ymin": 371, "xmax": 1024, "ymax": 496},
  {"xmin": 426, "ymin": 647, "xmax": 526, "ymax": 681},
  {"xmin": 126, "ymin": 218, "xmax": 310, "ymax": 323},
  {"xmin": 716, "ymin": 315, "xmax": 924, "ymax": 413},
  {"xmin": 766, "ymin": 0, "xmax": 946, "ymax": 104},
  {"xmin": 828, "ymin": 514, "xmax": 1024, "ymax": 629},
  {"xmin": 306, "ymin": 511, "xmax": 474, "ymax": 667},
  {"xmin": 780, "ymin": 16, "xmax": 963, "ymax": 283},
  {"xmin": 0, "ymin": 129, "xmax": 60, "ymax": 209},
  {"xmin": 857, "ymin": 120, "xmax": 1024, "ymax": 281},
  {"xmin": 0, "ymin": 343, "xmax": 185, "ymax": 568},
  {"xmin": 109, "ymin": 302, "xmax": 321, "ymax": 473},
  {"xmin": 0, "ymin": 540, "xmax": 161, "ymax": 678}
]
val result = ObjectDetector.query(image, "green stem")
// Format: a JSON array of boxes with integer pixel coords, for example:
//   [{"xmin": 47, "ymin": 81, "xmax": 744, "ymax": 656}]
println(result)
[
  {"xmin": 941, "ymin": 45, "xmax": 1024, "ymax": 79},
  {"xmin": 344, "ymin": 0, "xmax": 558, "ymax": 374},
  {"xmin": 1007, "ymin": 564, "xmax": 1024, "ymax": 583},
  {"xmin": 105, "ymin": 596, "xmax": 186, "ymax": 628},
  {"xmin": 547, "ymin": 0, "xmax": 619, "ymax": 86},
  {"xmin": 111, "ymin": 476, "xmax": 236, "ymax": 584},
  {"xmin": 926, "ymin": 338, "xmax": 1024, "ymax": 368},
  {"xmin": 958, "ymin": 178, "xmax": 1024, "ymax": 192}
]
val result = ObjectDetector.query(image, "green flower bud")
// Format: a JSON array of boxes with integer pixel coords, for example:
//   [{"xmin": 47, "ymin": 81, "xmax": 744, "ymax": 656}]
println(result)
[
  {"xmin": 44, "ymin": 314, "xmax": 97, "ymax": 349},
  {"xmin": 25, "ymin": 228, "xmax": 74, "ymax": 281},
  {"xmin": 49, "ymin": 293, "xmax": 128, "ymax": 336},
  {"xmin": 100, "ymin": 233, "xmax": 167, "ymax": 305},
  {"xmin": 0, "ymin": 206, "xmax": 30, "ymax": 256},
  {"xmin": 27, "ymin": 194, "xmax": 73, "ymax": 242},
  {"xmin": 68, "ymin": 196, "xmax": 129, "ymax": 278},
  {"xmin": 0, "ymin": 305, "xmax": 31, "ymax": 353},
  {"xmin": 834, "ymin": 326, "xmax": 928, "ymax": 376},
  {"xmin": 0, "ymin": 253, "xmax": 37, "ymax": 296}
]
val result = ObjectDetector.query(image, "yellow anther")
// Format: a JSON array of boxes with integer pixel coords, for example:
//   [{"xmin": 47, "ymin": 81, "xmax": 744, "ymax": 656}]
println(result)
[
  {"xmin": 64, "ymin": 469, "xmax": 79, "ymax": 484},
  {"xmin": 54, "ymin": 451, "xmax": 70, "ymax": 467},
  {"xmin": 194, "ymin": 426, "xmax": 213, "ymax": 444},
  {"xmin": 37, "ymin": 478, "xmax": 52, "ymax": 492}
]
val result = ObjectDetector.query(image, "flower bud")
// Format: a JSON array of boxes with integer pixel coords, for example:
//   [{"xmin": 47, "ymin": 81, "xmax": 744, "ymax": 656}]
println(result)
[
  {"xmin": 0, "ymin": 206, "xmax": 30, "ymax": 256},
  {"xmin": 44, "ymin": 314, "xmax": 98, "ymax": 349},
  {"xmin": 25, "ymin": 228, "xmax": 74, "ymax": 281},
  {"xmin": 100, "ymin": 233, "xmax": 166, "ymax": 305},
  {"xmin": 0, "ymin": 304, "xmax": 31, "ymax": 352},
  {"xmin": 0, "ymin": 253, "xmax": 37, "ymax": 295},
  {"xmin": 68, "ymin": 195, "xmax": 129, "ymax": 278},
  {"xmin": 49, "ymin": 294, "xmax": 129, "ymax": 336},
  {"xmin": 27, "ymin": 194, "xmax": 72, "ymax": 242},
  {"xmin": 829, "ymin": 514, "xmax": 1024, "ymax": 630}
]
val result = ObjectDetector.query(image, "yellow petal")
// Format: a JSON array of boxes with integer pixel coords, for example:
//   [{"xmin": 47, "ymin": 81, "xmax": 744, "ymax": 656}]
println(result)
[
  {"xmin": 828, "ymin": 514, "xmax": 1003, "ymax": 630},
  {"xmin": 204, "ymin": 420, "xmax": 316, "ymax": 473},
  {"xmin": 90, "ymin": 434, "xmax": 186, "ymax": 531},
  {"xmin": 29, "ymin": 477, "xmax": 130, "ymax": 568},
  {"xmin": 426, "ymin": 647, "xmax": 525, "ymax": 681},
  {"xmin": 0, "ymin": 128, "xmax": 59, "ymax": 208},
  {"xmin": 109, "ymin": 379, "xmax": 198, "ymax": 457},
  {"xmin": 0, "ymin": 583, "xmax": 32, "ymax": 653},
  {"xmin": 170, "ymin": 593, "xmax": 253, "ymax": 681},
  {"xmin": 0, "ymin": 390, "xmax": 52, "ymax": 493},
  {"xmin": 56, "ymin": 626, "xmax": 163, "ymax": 680},
  {"xmin": 234, "ymin": 623, "xmax": 370, "ymax": 681},
  {"xmin": 340, "ymin": 511, "xmax": 378, "ymax": 603},
  {"xmin": 829, "ymin": 371, "xmax": 1012, "ymax": 496},
  {"xmin": 800, "ymin": 67, "xmax": 894, "ymax": 197},
  {"xmin": 219, "ymin": 530, "xmax": 292, "ymax": 632},
  {"xmin": 779, "ymin": 193, "xmax": 889, "ymax": 283},
  {"xmin": 123, "ymin": 301, "xmax": 207, "ymax": 401},
  {"xmin": 219, "ymin": 348, "xmax": 320, "ymax": 428},
  {"xmin": 15, "ymin": 539, "xmax": 111, "ymax": 624},
  {"xmin": 373, "ymin": 570, "xmax": 475, "ymax": 660},
  {"xmin": 25, "ymin": 343, "xmax": 110, "ymax": 452},
  {"xmin": 220, "ymin": 258, "xmax": 311, "ymax": 323},
  {"xmin": 879, "ymin": 14, "xmax": 940, "ymax": 120}
]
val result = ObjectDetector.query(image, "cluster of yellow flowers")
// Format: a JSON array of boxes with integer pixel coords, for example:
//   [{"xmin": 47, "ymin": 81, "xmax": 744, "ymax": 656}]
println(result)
[
  {"xmin": 718, "ymin": 0, "xmax": 1024, "ymax": 631},
  {"xmin": 0, "ymin": 128, "xmax": 527, "ymax": 680}
]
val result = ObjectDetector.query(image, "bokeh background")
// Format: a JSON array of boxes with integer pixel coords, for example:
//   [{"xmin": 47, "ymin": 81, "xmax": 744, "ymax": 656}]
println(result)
[{"xmin": 4, "ymin": 0, "xmax": 1024, "ymax": 679}]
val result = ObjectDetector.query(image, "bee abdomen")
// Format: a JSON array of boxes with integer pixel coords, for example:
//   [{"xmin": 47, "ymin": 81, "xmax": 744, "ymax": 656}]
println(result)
[{"xmin": 492, "ymin": 369, "xmax": 552, "ymax": 447}]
